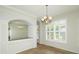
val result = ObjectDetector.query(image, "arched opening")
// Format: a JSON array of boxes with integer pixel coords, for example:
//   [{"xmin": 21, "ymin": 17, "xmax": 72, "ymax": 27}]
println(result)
[{"xmin": 8, "ymin": 20, "xmax": 28, "ymax": 41}]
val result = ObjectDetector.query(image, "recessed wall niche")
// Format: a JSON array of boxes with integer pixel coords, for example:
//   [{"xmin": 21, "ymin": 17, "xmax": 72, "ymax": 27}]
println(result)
[{"xmin": 8, "ymin": 20, "xmax": 28, "ymax": 41}]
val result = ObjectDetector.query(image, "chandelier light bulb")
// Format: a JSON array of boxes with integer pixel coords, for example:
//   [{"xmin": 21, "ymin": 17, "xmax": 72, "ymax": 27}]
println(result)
[
  {"xmin": 41, "ymin": 18, "xmax": 44, "ymax": 21},
  {"xmin": 45, "ymin": 20, "xmax": 48, "ymax": 23},
  {"xmin": 43, "ymin": 16, "xmax": 47, "ymax": 19},
  {"xmin": 49, "ymin": 16, "xmax": 52, "ymax": 20}
]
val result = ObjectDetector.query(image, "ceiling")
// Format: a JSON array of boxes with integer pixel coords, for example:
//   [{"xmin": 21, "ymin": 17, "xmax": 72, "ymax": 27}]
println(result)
[{"xmin": 9, "ymin": 5, "xmax": 79, "ymax": 18}]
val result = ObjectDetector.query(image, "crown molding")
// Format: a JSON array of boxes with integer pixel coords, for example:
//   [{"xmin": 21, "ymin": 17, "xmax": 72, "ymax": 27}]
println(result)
[{"xmin": 2, "ymin": 5, "xmax": 37, "ymax": 18}]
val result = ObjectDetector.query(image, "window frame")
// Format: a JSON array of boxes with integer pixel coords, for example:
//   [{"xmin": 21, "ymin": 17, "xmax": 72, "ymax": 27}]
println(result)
[{"xmin": 46, "ymin": 19, "xmax": 67, "ymax": 43}]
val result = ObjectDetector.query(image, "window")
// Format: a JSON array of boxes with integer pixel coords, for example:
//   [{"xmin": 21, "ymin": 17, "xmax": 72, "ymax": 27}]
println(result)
[{"xmin": 46, "ymin": 20, "xmax": 67, "ymax": 43}]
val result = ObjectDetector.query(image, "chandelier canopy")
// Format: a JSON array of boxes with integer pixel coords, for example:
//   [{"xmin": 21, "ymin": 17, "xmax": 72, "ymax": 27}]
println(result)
[{"xmin": 41, "ymin": 5, "xmax": 52, "ymax": 24}]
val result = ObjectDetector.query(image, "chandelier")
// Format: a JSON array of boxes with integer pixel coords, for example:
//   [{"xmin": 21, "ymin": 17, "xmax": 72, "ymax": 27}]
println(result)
[{"xmin": 41, "ymin": 5, "xmax": 52, "ymax": 24}]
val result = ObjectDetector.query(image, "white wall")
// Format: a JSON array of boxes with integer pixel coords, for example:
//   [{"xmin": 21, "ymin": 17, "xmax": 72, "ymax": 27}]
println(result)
[
  {"xmin": 0, "ymin": 6, "xmax": 37, "ymax": 54},
  {"xmin": 39, "ymin": 10, "xmax": 79, "ymax": 53}
]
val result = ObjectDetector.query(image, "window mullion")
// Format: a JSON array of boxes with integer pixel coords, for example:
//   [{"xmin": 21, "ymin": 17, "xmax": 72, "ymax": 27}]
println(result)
[
  {"xmin": 59, "ymin": 25, "xmax": 60, "ymax": 40},
  {"xmin": 54, "ymin": 24, "xmax": 56, "ymax": 40}
]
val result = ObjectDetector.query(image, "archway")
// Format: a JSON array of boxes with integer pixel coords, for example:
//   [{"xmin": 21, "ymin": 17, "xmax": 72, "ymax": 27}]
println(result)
[{"xmin": 8, "ymin": 20, "xmax": 28, "ymax": 41}]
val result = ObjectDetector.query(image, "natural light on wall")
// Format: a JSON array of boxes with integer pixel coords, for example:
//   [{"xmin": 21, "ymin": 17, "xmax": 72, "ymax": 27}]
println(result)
[{"xmin": 46, "ymin": 20, "xmax": 67, "ymax": 43}]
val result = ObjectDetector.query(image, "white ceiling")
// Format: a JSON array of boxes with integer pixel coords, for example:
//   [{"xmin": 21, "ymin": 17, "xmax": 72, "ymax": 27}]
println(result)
[{"xmin": 9, "ymin": 5, "xmax": 79, "ymax": 17}]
